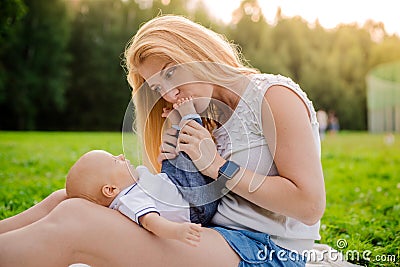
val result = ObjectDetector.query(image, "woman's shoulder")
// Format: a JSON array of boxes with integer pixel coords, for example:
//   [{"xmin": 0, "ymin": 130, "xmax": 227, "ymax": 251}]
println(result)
[
  {"xmin": 246, "ymin": 73, "xmax": 311, "ymax": 106},
  {"xmin": 251, "ymin": 73, "xmax": 318, "ymax": 125},
  {"xmin": 252, "ymin": 73, "xmax": 306, "ymax": 96},
  {"xmin": 242, "ymin": 73, "xmax": 311, "ymax": 107}
]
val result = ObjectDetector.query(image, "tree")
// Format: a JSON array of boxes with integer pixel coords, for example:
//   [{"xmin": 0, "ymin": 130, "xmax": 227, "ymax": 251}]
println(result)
[
  {"xmin": 227, "ymin": 0, "xmax": 272, "ymax": 72},
  {"xmin": 2, "ymin": 0, "xmax": 400, "ymax": 130},
  {"xmin": 0, "ymin": 0, "xmax": 26, "ymax": 104},
  {"xmin": 0, "ymin": 0, "xmax": 70, "ymax": 130},
  {"xmin": 64, "ymin": 0, "xmax": 132, "ymax": 130},
  {"xmin": 0, "ymin": 0, "xmax": 26, "ymax": 44}
]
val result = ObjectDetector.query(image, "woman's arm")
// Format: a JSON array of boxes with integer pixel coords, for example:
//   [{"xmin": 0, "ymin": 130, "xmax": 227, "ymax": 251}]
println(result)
[
  {"xmin": 225, "ymin": 85, "xmax": 325, "ymax": 225},
  {"xmin": 139, "ymin": 212, "xmax": 202, "ymax": 247},
  {"xmin": 178, "ymin": 86, "xmax": 325, "ymax": 225}
]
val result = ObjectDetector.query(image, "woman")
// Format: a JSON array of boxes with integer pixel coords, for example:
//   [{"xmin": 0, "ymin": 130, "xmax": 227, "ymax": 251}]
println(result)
[{"xmin": 0, "ymin": 15, "xmax": 325, "ymax": 266}]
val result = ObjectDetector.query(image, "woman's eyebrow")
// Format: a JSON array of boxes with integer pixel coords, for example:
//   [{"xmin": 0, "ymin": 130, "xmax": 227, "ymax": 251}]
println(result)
[{"xmin": 159, "ymin": 63, "xmax": 172, "ymax": 76}]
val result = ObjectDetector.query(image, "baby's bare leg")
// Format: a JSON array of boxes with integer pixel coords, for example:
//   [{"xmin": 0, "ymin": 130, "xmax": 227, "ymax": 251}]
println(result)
[{"xmin": 0, "ymin": 189, "xmax": 67, "ymax": 234}]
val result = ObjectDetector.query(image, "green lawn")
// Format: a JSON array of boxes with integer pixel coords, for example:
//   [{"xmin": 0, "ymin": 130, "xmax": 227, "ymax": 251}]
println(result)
[{"xmin": 0, "ymin": 131, "xmax": 399, "ymax": 266}]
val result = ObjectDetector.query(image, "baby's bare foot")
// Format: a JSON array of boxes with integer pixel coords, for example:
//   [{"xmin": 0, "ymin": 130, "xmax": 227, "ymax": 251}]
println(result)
[{"xmin": 173, "ymin": 97, "xmax": 197, "ymax": 118}]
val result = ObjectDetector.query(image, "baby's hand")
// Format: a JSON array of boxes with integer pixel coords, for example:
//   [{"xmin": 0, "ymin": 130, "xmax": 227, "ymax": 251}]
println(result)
[{"xmin": 177, "ymin": 222, "xmax": 202, "ymax": 247}]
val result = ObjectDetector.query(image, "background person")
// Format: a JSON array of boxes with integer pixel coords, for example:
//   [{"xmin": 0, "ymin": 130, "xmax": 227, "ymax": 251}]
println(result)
[
  {"xmin": 327, "ymin": 110, "xmax": 340, "ymax": 135},
  {"xmin": 316, "ymin": 109, "xmax": 328, "ymax": 141}
]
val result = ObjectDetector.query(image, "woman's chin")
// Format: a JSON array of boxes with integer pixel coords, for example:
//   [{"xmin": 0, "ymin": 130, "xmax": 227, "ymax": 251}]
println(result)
[{"xmin": 193, "ymin": 98, "xmax": 211, "ymax": 114}]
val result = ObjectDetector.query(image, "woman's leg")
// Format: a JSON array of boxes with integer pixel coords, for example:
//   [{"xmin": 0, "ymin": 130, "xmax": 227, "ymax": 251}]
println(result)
[
  {"xmin": 0, "ymin": 189, "xmax": 67, "ymax": 234},
  {"xmin": 0, "ymin": 198, "xmax": 240, "ymax": 267}
]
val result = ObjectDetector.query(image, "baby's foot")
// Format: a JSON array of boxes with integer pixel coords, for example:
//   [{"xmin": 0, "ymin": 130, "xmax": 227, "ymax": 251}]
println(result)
[
  {"xmin": 162, "ymin": 107, "xmax": 181, "ymax": 126},
  {"xmin": 173, "ymin": 97, "xmax": 197, "ymax": 118}
]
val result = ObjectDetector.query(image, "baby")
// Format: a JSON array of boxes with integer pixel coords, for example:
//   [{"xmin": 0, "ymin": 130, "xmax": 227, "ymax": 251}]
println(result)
[
  {"xmin": 66, "ymin": 149, "xmax": 202, "ymax": 247},
  {"xmin": 66, "ymin": 98, "xmax": 221, "ymax": 246}
]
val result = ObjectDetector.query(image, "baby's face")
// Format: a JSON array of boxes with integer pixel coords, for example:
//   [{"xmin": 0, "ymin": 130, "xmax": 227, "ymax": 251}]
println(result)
[
  {"xmin": 108, "ymin": 152, "xmax": 138, "ymax": 185},
  {"xmin": 98, "ymin": 150, "xmax": 138, "ymax": 186},
  {"xmin": 84, "ymin": 150, "xmax": 138, "ymax": 189}
]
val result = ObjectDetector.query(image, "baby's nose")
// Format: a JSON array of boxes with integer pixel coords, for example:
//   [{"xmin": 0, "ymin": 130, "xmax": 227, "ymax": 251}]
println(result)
[{"xmin": 117, "ymin": 154, "xmax": 125, "ymax": 161}]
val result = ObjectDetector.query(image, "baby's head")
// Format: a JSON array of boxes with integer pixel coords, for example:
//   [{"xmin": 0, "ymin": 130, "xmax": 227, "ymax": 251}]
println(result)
[{"xmin": 65, "ymin": 150, "xmax": 137, "ymax": 206}]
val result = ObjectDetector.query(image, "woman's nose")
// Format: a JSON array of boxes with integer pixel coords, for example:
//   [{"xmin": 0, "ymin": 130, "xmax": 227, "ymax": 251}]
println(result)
[{"xmin": 162, "ymin": 87, "xmax": 180, "ymax": 103}]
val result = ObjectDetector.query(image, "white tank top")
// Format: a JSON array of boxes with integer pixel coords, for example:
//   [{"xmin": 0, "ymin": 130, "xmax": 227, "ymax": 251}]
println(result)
[{"xmin": 211, "ymin": 73, "xmax": 321, "ymax": 253}]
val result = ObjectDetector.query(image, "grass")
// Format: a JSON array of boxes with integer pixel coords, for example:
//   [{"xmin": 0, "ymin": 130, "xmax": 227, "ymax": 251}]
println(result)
[
  {"xmin": 0, "ymin": 131, "xmax": 399, "ymax": 266},
  {"xmin": 0, "ymin": 131, "xmax": 140, "ymax": 217},
  {"xmin": 318, "ymin": 132, "xmax": 400, "ymax": 266}
]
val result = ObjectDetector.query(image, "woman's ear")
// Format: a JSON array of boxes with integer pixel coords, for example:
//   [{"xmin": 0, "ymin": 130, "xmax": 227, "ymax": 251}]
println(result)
[{"xmin": 101, "ymin": 184, "xmax": 120, "ymax": 198}]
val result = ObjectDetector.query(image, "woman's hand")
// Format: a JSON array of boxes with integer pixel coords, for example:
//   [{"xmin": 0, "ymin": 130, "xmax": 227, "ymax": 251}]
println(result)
[
  {"xmin": 177, "ymin": 120, "xmax": 225, "ymax": 179},
  {"xmin": 157, "ymin": 128, "xmax": 179, "ymax": 163}
]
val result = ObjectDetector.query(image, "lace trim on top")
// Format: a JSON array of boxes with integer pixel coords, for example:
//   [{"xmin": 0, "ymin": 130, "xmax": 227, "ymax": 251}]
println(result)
[{"xmin": 255, "ymin": 73, "xmax": 318, "ymax": 126}]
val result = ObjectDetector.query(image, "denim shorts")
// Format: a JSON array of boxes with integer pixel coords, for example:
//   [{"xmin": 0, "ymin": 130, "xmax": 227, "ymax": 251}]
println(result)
[{"xmin": 212, "ymin": 226, "xmax": 306, "ymax": 267}]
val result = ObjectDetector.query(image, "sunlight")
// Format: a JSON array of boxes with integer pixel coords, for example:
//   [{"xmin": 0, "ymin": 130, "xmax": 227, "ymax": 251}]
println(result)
[{"xmin": 201, "ymin": 0, "xmax": 399, "ymax": 35}]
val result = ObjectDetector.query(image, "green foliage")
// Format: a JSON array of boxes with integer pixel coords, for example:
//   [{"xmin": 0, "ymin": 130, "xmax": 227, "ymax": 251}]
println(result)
[
  {"xmin": 0, "ymin": 0, "xmax": 70, "ymax": 130},
  {"xmin": 225, "ymin": 1, "xmax": 400, "ymax": 131},
  {"xmin": 0, "ymin": 131, "xmax": 399, "ymax": 266},
  {"xmin": 64, "ymin": 0, "xmax": 133, "ymax": 130},
  {"xmin": 0, "ymin": 0, "xmax": 27, "ymax": 43},
  {"xmin": 61, "ymin": 0, "xmax": 210, "ymax": 131},
  {"xmin": 1, "ymin": 0, "xmax": 400, "ymax": 131},
  {"xmin": 226, "ymin": 2, "xmax": 376, "ymax": 130},
  {"xmin": 370, "ymin": 61, "xmax": 400, "ymax": 83}
]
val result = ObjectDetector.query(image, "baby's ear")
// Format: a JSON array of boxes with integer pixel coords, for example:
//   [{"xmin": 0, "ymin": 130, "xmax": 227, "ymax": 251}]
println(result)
[{"xmin": 101, "ymin": 184, "xmax": 120, "ymax": 198}]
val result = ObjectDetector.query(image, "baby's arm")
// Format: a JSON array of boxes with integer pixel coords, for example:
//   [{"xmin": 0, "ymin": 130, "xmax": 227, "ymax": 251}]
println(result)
[{"xmin": 139, "ymin": 212, "xmax": 202, "ymax": 247}]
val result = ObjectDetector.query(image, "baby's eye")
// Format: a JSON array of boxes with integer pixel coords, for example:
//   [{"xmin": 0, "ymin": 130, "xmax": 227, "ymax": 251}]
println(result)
[{"xmin": 165, "ymin": 66, "xmax": 176, "ymax": 79}]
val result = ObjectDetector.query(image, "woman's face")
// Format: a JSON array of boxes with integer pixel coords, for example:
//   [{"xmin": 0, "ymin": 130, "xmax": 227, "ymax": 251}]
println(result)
[{"xmin": 137, "ymin": 56, "xmax": 213, "ymax": 113}]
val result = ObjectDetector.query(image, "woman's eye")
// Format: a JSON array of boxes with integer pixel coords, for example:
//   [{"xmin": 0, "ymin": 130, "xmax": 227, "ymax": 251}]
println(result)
[
  {"xmin": 152, "ymin": 85, "xmax": 162, "ymax": 93},
  {"xmin": 165, "ymin": 67, "xmax": 176, "ymax": 79}
]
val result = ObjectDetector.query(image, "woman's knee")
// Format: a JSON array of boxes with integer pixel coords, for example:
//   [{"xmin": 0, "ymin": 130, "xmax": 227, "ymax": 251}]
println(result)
[
  {"xmin": 44, "ymin": 198, "xmax": 92, "ymax": 226},
  {"xmin": 46, "ymin": 198, "xmax": 116, "ymax": 228},
  {"xmin": 52, "ymin": 197, "xmax": 83, "ymax": 210},
  {"xmin": 47, "ymin": 189, "xmax": 68, "ymax": 206}
]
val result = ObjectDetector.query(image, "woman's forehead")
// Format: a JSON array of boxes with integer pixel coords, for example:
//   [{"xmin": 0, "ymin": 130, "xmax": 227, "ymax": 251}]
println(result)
[{"xmin": 137, "ymin": 56, "xmax": 171, "ymax": 81}]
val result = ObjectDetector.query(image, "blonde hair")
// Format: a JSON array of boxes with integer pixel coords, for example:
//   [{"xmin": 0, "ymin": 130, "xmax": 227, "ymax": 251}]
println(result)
[{"xmin": 124, "ymin": 15, "xmax": 258, "ymax": 172}]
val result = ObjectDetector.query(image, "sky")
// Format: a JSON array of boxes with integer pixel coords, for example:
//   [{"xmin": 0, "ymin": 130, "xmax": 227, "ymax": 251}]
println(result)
[{"xmin": 201, "ymin": 0, "xmax": 400, "ymax": 36}]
